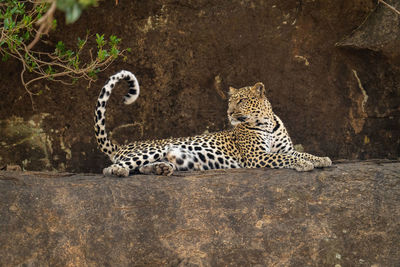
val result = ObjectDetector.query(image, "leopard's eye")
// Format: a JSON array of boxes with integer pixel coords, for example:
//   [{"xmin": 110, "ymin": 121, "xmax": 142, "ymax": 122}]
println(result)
[{"xmin": 237, "ymin": 98, "xmax": 248, "ymax": 105}]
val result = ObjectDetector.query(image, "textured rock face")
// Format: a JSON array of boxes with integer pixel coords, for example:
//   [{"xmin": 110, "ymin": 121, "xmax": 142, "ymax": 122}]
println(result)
[
  {"xmin": 1, "ymin": 161, "xmax": 399, "ymax": 266},
  {"xmin": 0, "ymin": 0, "xmax": 399, "ymax": 173}
]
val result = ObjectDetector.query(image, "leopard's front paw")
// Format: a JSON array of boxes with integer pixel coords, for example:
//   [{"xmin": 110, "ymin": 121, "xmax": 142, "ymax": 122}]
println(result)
[
  {"xmin": 313, "ymin": 157, "xmax": 332, "ymax": 168},
  {"xmin": 103, "ymin": 164, "xmax": 129, "ymax": 177},
  {"xmin": 294, "ymin": 160, "xmax": 314, "ymax": 172}
]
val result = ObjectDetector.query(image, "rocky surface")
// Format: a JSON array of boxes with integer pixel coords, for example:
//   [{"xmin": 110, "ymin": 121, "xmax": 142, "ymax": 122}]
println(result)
[
  {"xmin": 1, "ymin": 161, "xmax": 399, "ymax": 266},
  {"xmin": 0, "ymin": 0, "xmax": 399, "ymax": 173}
]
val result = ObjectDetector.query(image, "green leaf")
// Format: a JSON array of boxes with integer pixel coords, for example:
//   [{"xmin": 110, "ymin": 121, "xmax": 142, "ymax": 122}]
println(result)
[
  {"xmin": 66, "ymin": 50, "xmax": 74, "ymax": 57},
  {"xmin": 65, "ymin": 3, "xmax": 82, "ymax": 24},
  {"xmin": 10, "ymin": 6, "xmax": 18, "ymax": 15},
  {"xmin": 77, "ymin": 37, "xmax": 85, "ymax": 49},
  {"xmin": 97, "ymin": 49, "xmax": 109, "ymax": 61},
  {"xmin": 45, "ymin": 65, "xmax": 54, "ymax": 75},
  {"xmin": 55, "ymin": 41, "xmax": 66, "ymax": 56},
  {"xmin": 10, "ymin": 34, "xmax": 21, "ymax": 46},
  {"xmin": 110, "ymin": 47, "xmax": 119, "ymax": 58},
  {"xmin": 22, "ymin": 15, "xmax": 32, "ymax": 25},
  {"xmin": 4, "ymin": 17, "xmax": 16, "ymax": 30},
  {"xmin": 22, "ymin": 31, "xmax": 30, "ymax": 41},
  {"xmin": 88, "ymin": 69, "xmax": 98, "ymax": 79},
  {"xmin": 2, "ymin": 53, "xmax": 10, "ymax": 62},
  {"xmin": 57, "ymin": 0, "xmax": 75, "ymax": 11},
  {"xmin": 71, "ymin": 55, "xmax": 80, "ymax": 69},
  {"xmin": 109, "ymin": 35, "xmax": 121, "ymax": 46},
  {"xmin": 95, "ymin": 33, "xmax": 105, "ymax": 48},
  {"xmin": 78, "ymin": 0, "xmax": 98, "ymax": 7},
  {"xmin": 52, "ymin": 19, "xmax": 57, "ymax": 30}
]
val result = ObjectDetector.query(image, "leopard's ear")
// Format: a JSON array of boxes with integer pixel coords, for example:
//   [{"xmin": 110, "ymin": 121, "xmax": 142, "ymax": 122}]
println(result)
[
  {"xmin": 252, "ymin": 82, "xmax": 265, "ymax": 96},
  {"xmin": 228, "ymin": 86, "xmax": 237, "ymax": 95}
]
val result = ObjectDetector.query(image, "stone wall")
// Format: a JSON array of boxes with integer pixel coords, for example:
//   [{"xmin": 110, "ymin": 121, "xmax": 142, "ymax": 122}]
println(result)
[{"xmin": 0, "ymin": 0, "xmax": 399, "ymax": 173}]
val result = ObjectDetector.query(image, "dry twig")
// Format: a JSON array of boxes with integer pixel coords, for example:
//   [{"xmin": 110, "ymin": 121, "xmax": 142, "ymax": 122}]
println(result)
[
  {"xmin": 378, "ymin": 0, "xmax": 400, "ymax": 15},
  {"xmin": 27, "ymin": 0, "xmax": 57, "ymax": 50}
]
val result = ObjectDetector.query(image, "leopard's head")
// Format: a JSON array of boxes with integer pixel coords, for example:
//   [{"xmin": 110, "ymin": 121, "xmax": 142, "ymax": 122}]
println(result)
[{"xmin": 227, "ymin": 82, "xmax": 273, "ymax": 127}]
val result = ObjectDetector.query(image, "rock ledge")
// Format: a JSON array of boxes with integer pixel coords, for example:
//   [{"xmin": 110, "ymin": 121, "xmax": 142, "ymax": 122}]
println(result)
[{"xmin": 1, "ymin": 161, "xmax": 399, "ymax": 266}]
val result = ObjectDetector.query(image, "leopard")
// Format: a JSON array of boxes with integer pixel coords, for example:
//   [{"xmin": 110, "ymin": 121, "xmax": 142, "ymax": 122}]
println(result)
[{"xmin": 94, "ymin": 70, "xmax": 331, "ymax": 177}]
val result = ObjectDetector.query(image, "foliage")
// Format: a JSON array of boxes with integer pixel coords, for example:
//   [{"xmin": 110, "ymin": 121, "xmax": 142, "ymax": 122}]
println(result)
[
  {"xmin": 0, "ymin": 0, "xmax": 129, "ymax": 107},
  {"xmin": 57, "ymin": 0, "xmax": 99, "ymax": 24}
]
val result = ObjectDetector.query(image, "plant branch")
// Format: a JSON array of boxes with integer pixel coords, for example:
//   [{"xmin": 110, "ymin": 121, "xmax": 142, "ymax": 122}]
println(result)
[
  {"xmin": 378, "ymin": 0, "xmax": 400, "ymax": 15},
  {"xmin": 27, "ymin": 0, "xmax": 57, "ymax": 50},
  {"xmin": 0, "ymin": 0, "xmax": 129, "ymax": 110}
]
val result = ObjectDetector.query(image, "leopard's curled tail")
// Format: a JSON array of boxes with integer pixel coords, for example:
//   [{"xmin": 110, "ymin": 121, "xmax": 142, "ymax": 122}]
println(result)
[{"xmin": 94, "ymin": 70, "xmax": 140, "ymax": 158}]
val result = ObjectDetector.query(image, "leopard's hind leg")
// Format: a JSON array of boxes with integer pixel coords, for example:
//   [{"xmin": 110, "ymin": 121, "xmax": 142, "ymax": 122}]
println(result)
[
  {"xmin": 139, "ymin": 162, "xmax": 175, "ymax": 176},
  {"xmin": 139, "ymin": 147, "xmax": 203, "ymax": 175},
  {"xmin": 165, "ymin": 147, "xmax": 204, "ymax": 171}
]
